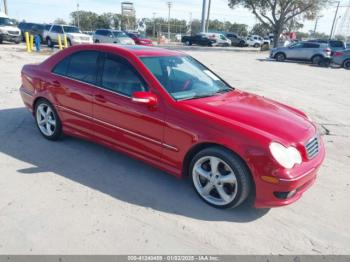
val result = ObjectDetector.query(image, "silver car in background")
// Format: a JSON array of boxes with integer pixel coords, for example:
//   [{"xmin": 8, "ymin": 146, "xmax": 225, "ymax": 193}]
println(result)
[
  {"xmin": 270, "ymin": 42, "xmax": 331, "ymax": 64},
  {"xmin": 93, "ymin": 29, "xmax": 135, "ymax": 45},
  {"xmin": 332, "ymin": 49, "xmax": 350, "ymax": 69}
]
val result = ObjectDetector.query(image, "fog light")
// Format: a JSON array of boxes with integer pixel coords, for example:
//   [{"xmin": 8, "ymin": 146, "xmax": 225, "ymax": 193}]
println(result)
[{"xmin": 274, "ymin": 190, "xmax": 297, "ymax": 199}]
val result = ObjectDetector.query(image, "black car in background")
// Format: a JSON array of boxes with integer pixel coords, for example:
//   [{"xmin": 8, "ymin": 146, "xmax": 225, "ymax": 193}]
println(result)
[
  {"xmin": 18, "ymin": 22, "xmax": 51, "ymax": 42},
  {"xmin": 224, "ymin": 32, "xmax": 247, "ymax": 47},
  {"xmin": 181, "ymin": 34, "xmax": 216, "ymax": 46}
]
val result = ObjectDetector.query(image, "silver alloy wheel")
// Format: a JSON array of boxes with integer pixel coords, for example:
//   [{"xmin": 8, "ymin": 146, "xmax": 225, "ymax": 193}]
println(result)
[
  {"xmin": 36, "ymin": 103, "xmax": 56, "ymax": 136},
  {"xmin": 192, "ymin": 156, "xmax": 238, "ymax": 206}
]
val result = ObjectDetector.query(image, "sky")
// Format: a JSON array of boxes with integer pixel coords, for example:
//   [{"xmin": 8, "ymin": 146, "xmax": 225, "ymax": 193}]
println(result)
[{"xmin": 1, "ymin": 0, "xmax": 349, "ymax": 34}]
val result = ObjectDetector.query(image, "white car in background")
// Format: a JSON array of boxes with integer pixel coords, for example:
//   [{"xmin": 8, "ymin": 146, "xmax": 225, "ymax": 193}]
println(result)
[
  {"xmin": 203, "ymin": 33, "xmax": 231, "ymax": 47},
  {"xmin": 43, "ymin": 24, "xmax": 93, "ymax": 47},
  {"xmin": 0, "ymin": 12, "xmax": 21, "ymax": 44},
  {"xmin": 246, "ymin": 35, "xmax": 270, "ymax": 47},
  {"xmin": 93, "ymin": 29, "xmax": 135, "ymax": 45}
]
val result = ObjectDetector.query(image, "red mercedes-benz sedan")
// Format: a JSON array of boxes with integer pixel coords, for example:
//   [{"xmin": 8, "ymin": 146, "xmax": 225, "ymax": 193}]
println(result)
[{"xmin": 20, "ymin": 44, "xmax": 325, "ymax": 209}]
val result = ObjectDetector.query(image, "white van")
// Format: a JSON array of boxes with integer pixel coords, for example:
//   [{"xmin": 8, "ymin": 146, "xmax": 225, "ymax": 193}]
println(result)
[
  {"xmin": 202, "ymin": 33, "xmax": 231, "ymax": 47},
  {"xmin": 0, "ymin": 12, "xmax": 21, "ymax": 44}
]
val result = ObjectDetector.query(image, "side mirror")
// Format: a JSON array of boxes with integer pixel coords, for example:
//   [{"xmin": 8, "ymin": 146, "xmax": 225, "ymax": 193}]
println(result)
[{"xmin": 131, "ymin": 91, "xmax": 157, "ymax": 107}]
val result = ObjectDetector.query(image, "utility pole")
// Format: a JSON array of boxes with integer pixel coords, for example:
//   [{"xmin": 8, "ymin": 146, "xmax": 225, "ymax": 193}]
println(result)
[
  {"xmin": 189, "ymin": 12, "xmax": 192, "ymax": 35},
  {"xmin": 313, "ymin": 16, "xmax": 322, "ymax": 36},
  {"xmin": 200, "ymin": 0, "xmax": 207, "ymax": 33},
  {"xmin": 205, "ymin": 0, "xmax": 211, "ymax": 32},
  {"xmin": 77, "ymin": 3, "xmax": 80, "ymax": 28},
  {"xmin": 167, "ymin": 2, "xmax": 172, "ymax": 41},
  {"xmin": 4, "ymin": 0, "xmax": 8, "ymax": 15},
  {"xmin": 330, "ymin": 1, "xmax": 340, "ymax": 39},
  {"xmin": 152, "ymin": 12, "xmax": 156, "ymax": 38}
]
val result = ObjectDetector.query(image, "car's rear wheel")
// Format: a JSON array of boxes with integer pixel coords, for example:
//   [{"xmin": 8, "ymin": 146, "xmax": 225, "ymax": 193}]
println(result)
[
  {"xmin": 275, "ymin": 52, "xmax": 286, "ymax": 62},
  {"xmin": 312, "ymin": 55, "xmax": 323, "ymax": 65},
  {"xmin": 95, "ymin": 39, "xmax": 100, "ymax": 43},
  {"xmin": 343, "ymin": 59, "xmax": 350, "ymax": 70},
  {"xmin": 35, "ymin": 99, "xmax": 62, "ymax": 140},
  {"xmin": 190, "ymin": 147, "xmax": 252, "ymax": 209},
  {"xmin": 253, "ymin": 43, "xmax": 260, "ymax": 48}
]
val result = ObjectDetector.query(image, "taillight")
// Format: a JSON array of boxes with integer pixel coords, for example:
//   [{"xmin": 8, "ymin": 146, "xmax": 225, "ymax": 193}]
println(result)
[{"xmin": 333, "ymin": 51, "xmax": 344, "ymax": 57}]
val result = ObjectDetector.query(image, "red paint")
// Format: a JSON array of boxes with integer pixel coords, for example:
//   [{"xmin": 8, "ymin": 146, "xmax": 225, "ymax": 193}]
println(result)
[{"xmin": 20, "ymin": 44, "xmax": 325, "ymax": 208}]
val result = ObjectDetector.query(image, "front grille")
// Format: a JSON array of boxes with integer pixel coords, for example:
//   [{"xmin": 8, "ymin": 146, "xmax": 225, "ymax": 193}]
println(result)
[
  {"xmin": 80, "ymin": 37, "xmax": 90, "ymax": 41},
  {"xmin": 8, "ymin": 31, "xmax": 20, "ymax": 36},
  {"xmin": 305, "ymin": 136, "xmax": 319, "ymax": 159}
]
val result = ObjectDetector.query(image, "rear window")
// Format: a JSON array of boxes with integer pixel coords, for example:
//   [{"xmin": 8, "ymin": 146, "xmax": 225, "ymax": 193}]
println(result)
[{"xmin": 330, "ymin": 41, "xmax": 344, "ymax": 48}]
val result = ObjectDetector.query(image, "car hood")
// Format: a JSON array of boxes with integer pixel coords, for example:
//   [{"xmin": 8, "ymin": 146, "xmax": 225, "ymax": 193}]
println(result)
[
  {"xmin": 0, "ymin": 25, "xmax": 20, "ymax": 32},
  {"xmin": 179, "ymin": 90, "xmax": 315, "ymax": 144}
]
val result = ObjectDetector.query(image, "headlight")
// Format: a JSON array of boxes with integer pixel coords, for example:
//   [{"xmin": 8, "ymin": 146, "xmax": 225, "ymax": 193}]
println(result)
[
  {"xmin": 0, "ymin": 28, "xmax": 7, "ymax": 34},
  {"xmin": 269, "ymin": 142, "xmax": 302, "ymax": 169}
]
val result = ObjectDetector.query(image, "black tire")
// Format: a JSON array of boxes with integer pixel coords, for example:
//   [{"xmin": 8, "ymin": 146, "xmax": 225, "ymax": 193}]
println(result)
[
  {"xmin": 312, "ymin": 55, "xmax": 323, "ymax": 65},
  {"xmin": 185, "ymin": 40, "xmax": 191, "ymax": 46},
  {"xmin": 343, "ymin": 59, "xmax": 350, "ymax": 70},
  {"xmin": 46, "ymin": 37, "xmax": 53, "ymax": 48},
  {"xmin": 34, "ymin": 98, "xmax": 62, "ymax": 141},
  {"xmin": 253, "ymin": 43, "xmax": 260, "ymax": 48},
  {"xmin": 94, "ymin": 39, "xmax": 100, "ymax": 43},
  {"xmin": 68, "ymin": 39, "xmax": 72, "ymax": 47},
  {"xmin": 0, "ymin": 38, "xmax": 3, "ymax": 44},
  {"xmin": 275, "ymin": 52, "xmax": 286, "ymax": 62},
  {"xmin": 189, "ymin": 146, "xmax": 252, "ymax": 209}
]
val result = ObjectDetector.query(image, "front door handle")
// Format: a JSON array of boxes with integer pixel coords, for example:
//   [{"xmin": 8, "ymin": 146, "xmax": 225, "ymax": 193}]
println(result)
[{"xmin": 95, "ymin": 94, "xmax": 106, "ymax": 103}]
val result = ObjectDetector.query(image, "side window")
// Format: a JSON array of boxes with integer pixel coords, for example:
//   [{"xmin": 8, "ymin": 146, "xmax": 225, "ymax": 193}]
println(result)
[
  {"xmin": 52, "ymin": 56, "xmax": 70, "ymax": 76},
  {"xmin": 62, "ymin": 51, "xmax": 99, "ymax": 84},
  {"xmin": 95, "ymin": 30, "xmax": 101, "ymax": 35},
  {"xmin": 100, "ymin": 54, "xmax": 147, "ymax": 96},
  {"xmin": 52, "ymin": 25, "xmax": 63, "ymax": 34}
]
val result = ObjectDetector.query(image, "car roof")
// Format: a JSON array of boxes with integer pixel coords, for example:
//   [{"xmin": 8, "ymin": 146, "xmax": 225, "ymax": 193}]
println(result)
[{"xmin": 70, "ymin": 44, "xmax": 184, "ymax": 57}]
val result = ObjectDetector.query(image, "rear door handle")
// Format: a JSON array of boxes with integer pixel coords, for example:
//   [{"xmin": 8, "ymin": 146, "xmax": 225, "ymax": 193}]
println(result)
[{"xmin": 95, "ymin": 94, "xmax": 107, "ymax": 103}]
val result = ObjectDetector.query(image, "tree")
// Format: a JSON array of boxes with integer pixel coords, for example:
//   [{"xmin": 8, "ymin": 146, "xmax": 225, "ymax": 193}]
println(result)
[
  {"xmin": 53, "ymin": 18, "xmax": 67, "ymax": 25},
  {"xmin": 250, "ymin": 23, "xmax": 270, "ymax": 36},
  {"xmin": 228, "ymin": 0, "xmax": 328, "ymax": 47}
]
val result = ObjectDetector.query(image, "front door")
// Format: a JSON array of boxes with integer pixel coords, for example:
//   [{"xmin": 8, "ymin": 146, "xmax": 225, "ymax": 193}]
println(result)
[{"xmin": 92, "ymin": 52, "xmax": 165, "ymax": 161}]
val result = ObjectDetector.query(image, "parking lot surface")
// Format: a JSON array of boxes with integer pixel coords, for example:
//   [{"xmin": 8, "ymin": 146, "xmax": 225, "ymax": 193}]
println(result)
[{"xmin": 0, "ymin": 44, "xmax": 349, "ymax": 254}]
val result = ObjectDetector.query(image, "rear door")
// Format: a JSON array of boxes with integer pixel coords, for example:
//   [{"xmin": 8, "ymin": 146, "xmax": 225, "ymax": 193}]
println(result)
[
  {"xmin": 92, "ymin": 52, "xmax": 165, "ymax": 161},
  {"xmin": 302, "ymin": 43, "xmax": 320, "ymax": 60},
  {"xmin": 50, "ymin": 50, "xmax": 100, "ymax": 137}
]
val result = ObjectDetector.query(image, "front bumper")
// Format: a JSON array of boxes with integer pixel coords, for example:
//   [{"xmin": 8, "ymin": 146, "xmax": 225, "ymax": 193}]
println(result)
[
  {"xmin": 254, "ymin": 140, "xmax": 326, "ymax": 208},
  {"xmin": 0, "ymin": 33, "xmax": 21, "ymax": 43}
]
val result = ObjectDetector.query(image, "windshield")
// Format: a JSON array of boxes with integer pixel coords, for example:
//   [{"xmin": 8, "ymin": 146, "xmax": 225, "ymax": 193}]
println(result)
[
  {"xmin": 63, "ymin": 26, "xmax": 80, "ymax": 33},
  {"xmin": 113, "ymin": 31, "xmax": 128, "ymax": 37},
  {"xmin": 0, "ymin": 17, "xmax": 14, "ymax": 26},
  {"xmin": 140, "ymin": 56, "xmax": 233, "ymax": 100}
]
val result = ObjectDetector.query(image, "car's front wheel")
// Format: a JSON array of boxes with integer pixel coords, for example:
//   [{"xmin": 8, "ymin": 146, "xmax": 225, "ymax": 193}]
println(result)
[
  {"xmin": 275, "ymin": 52, "xmax": 286, "ymax": 62},
  {"xmin": 35, "ymin": 99, "xmax": 62, "ymax": 140},
  {"xmin": 190, "ymin": 147, "xmax": 252, "ymax": 209}
]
